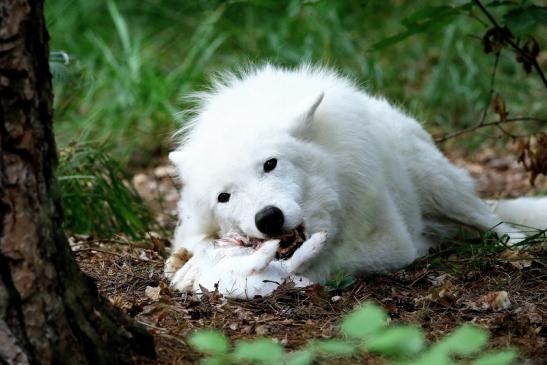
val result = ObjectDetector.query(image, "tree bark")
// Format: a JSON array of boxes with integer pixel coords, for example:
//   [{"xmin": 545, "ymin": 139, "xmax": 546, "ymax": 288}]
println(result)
[{"xmin": 0, "ymin": 1, "xmax": 155, "ymax": 364}]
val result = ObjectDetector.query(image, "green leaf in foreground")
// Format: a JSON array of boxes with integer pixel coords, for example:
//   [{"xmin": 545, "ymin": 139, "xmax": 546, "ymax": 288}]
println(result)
[
  {"xmin": 200, "ymin": 357, "xmax": 227, "ymax": 365},
  {"xmin": 341, "ymin": 301, "xmax": 387, "ymax": 339},
  {"xmin": 286, "ymin": 350, "xmax": 314, "ymax": 365},
  {"xmin": 233, "ymin": 338, "xmax": 284, "ymax": 364},
  {"xmin": 434, "ymin": 324, "xmax": 488, "ymax": 356},
  {"xmin": 188, "ymin": 330, "xmax": 230, "ymax": 355},
  {"xmin": 471, "ymin": 349, "xmax": 518, "ymax": 365},
  {"xmin": 308, "ymin": 339, "xmax": 355, "ymax": 357},
  {"xmin": 366, "ymin": 326, "xmax": 424, "ymax": 357}
]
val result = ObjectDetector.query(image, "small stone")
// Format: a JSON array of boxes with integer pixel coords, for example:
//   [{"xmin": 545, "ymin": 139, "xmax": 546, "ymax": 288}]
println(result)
[{"xmin": 229, "ymin": 323, "xmax": 238, "ymax": 331}]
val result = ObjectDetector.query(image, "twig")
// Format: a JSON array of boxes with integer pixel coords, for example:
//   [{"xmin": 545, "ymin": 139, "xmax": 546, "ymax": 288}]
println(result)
[
  {"xmin": 495, "ymin": 123, "xmax": 517, "ymax": 139},
  {"xmin": 73, "ymin": 247, "xmax": 162, "ymax": 263},
  {"xmin": 85, "ymin": 239, "xmax": 153, "ymax": 249},
  {"xmin": 467, "ymin": 9, "xmax": 489, "ymax": 28},
  {"xmin": 480, "ymin": 51, "xmax": 500, "ymax": 125},
  {"xmin": 436, "ymin": 51, "xmax": 501, "ymax": 143},
  {"xmin": 435, "ymin": 117, "xmax": 547, "ymax": 142},
  {"xmin": 134, "ymin": 319, "xmax": 187, "ymax": 347},
  {"xmin": 473, "ymin": 0, "xmax": 547, "ymax": 88}
]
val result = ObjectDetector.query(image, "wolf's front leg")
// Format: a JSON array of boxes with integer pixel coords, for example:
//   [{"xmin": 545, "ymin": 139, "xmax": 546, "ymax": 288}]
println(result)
[
  {"xmin": 286, "ymin": 231, "xmax": 328, "ymax": 274},
  {"xmin": 164, "ymin": 248, "xmax": 193, "ymax": 280},
  {"xmin": 165, "ymin": 235, "xmax": 212, "ymax": 289},
  {"xmin": 170, "ymin": 254, "xmax": 206, "ymax": 292},
  {"xmin": 225, "ymin": 239, "xmax": 280, "ymax": 275}
]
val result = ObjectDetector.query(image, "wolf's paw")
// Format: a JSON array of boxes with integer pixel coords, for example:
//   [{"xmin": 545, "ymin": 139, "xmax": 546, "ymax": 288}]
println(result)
[
  {"xmin": 296, "ymin": 231, "xmax": 328, "ymax": 256},
  {"xmin": 248, "ymin": 239, "xmax": 280, "ymax": 274},
  {"xmin": 301, "ymin": 231, "xmax": 328, "ymax": 257},
  {"xmin": 259, "ymin": 239, "xmax": 281, "ymax": 256},
  {"xmin": 170, "ymin": 257, "xmax": 199, "ymax": 292},
  {"xmin": 164, "ymin": 248, "xmax": 192, "ymax": 280},
  {"xmin": 306, "ymin": 231, "xmax": 328, "ymax": 249}
]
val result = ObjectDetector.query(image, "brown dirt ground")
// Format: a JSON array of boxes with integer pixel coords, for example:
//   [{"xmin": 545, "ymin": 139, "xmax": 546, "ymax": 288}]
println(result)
[{"xmin": 75, "ymin": 150, "xmax": 547, "ymax": 364}]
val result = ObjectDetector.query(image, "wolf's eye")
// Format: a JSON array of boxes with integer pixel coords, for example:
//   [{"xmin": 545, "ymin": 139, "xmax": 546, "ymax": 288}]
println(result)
[
  {"xmin": 217, "ymin": 193, "xmax": 230, "ymax": 203},
  {"xmin": 263, "ymin": 158, "xmax": 277, "ymax": 173}
]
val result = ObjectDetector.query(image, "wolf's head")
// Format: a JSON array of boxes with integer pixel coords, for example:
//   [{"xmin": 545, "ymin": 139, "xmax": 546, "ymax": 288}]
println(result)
[{"xmin": 170, "ymin": 88, "xmax": 340, "ymax": 249}]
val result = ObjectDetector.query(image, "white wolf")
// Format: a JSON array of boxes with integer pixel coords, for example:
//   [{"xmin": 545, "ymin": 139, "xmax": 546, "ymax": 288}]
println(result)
[{"xmin": 166, "ymin": 64, "xmax": 547, "ymax": 294}]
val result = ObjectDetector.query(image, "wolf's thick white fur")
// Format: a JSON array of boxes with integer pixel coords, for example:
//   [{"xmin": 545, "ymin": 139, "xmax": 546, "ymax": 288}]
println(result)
[{"xmin": 168, "ymin": 64, "xmax": 546, "ymax": 288}]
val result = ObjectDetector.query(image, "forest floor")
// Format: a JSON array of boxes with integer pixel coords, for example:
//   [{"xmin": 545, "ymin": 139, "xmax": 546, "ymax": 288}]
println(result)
[{"xmin": 74, "ymin": 148, "xmax": 547, "ymax": 364}]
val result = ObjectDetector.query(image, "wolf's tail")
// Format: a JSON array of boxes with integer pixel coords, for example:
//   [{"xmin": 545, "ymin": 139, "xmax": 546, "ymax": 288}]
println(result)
[{"xmin": 485, "ymin": 197, "xmax": 547, "ymax": 230}]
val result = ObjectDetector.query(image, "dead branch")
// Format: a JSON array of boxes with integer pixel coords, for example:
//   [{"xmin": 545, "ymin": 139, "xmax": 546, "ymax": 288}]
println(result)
[
  {"xmin": 435, "ymin": 117, "xmax": 547, "ymax": 143},
  {"xmin": 473, "ymin": 0, "xmax": 547, "ymax": 88}
]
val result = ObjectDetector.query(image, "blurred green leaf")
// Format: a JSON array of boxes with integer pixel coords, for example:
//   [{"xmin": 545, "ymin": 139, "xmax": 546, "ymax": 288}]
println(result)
[
  {"xmin": 340, "ymin": 301, "xmax": 387, "ymax": 339},
  {"xmin": 107, "ymin": 0, "xmax": 131, "ymax": 56},
  {"xmin": 200, "ymin": 356, "xmax": 228, "ymax": 365},
  {"xmin": 286, "ymin": 350, "xmax": 314, "ymax": 365},
  {"xmin": 471, "ymin": 349, "xmax": 518, "ymax": 365},
  {"xmin": 371, "ymin": 4, "xmax": 470, "ymax": 51},
  {"xmin": 189, "ymin": 330, "xmax": 230, "ymax": 355},
  {"xmin": 401, "ymin": 5, "xmax": 457, "ymax": 27},
  {"xmin": 503, "ymin": 6, "xmax": 547, "ymax": 35},
  {"xmin": 485, "ymin": 1, "xmax": 516, "ymax": 7},
  {"xmin": 366, "ymin": 326, "xmax": 425, "ymax": 357},
  {"xmin": 233, "ymin": 338, "xmax": 284, "ymax": 364},
  {"xmin": 433, "ymin": 324, "xmax": 489, "ymax": 356},
  {"xmin": 308, "ymin": 339, "xmax": 355, "ymax": 357},
  {"xmin": 394, "ymin": 349, "xmax": 452, "ymax": 365}
]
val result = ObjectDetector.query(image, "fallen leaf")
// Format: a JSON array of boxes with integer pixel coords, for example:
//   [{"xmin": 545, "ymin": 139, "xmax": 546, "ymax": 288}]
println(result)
[
  {"xmin": 255, "ymin": 325, "xmax": 269, "ymax": 336},
  {"xmin": 514, "ymin": 302, "xmax": 542, "ymax": 324},
  {"xmin": 145, "ymin": 285, "xmax": 162, "ymax": 301},
  {"xmin": 421, "ymin": 281, "xmax": 458, "ymax": 307},
  {"xmin": 499, "ymin": 249, "xmax": 532, "ymax": 269},
  {"xmin": 480, "ymin": 291, "xmax": 511, "ymax": 311},
  {"xmin": 427, "ymin": 273, "xmax": 451, "ymax": 286}
]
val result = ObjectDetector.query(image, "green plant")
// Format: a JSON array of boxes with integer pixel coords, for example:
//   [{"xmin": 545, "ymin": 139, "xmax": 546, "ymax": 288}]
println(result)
[
  {"xmin": 188, "ymin": 301, "xmax": 518, "ymax": 365},
  {"xmin": 373, "ymin": 1, "xmax": 547, "ymax": 145},
  {"xmin": 47, "ymin": 1, "xmax": 547, "ymax": 162},
  {"xmin": 48, "ymin": 1, "xmax": 220, "ymax": 161},
  {"xmin": 421, "ymin": 226, "xmax": 547, "ymax": 272},
  {"xmin": 323, "ymin": 271, "xmax": 356, "ymax": 293},
  {"xmin": 57, "ymin": 143, "xmax": 160, "ymax": 239}
]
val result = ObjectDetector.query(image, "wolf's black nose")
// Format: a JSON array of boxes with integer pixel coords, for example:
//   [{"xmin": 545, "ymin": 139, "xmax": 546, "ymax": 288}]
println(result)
[{"xmin": 255, "ymin": 206, "xmax": 284, "ymax": 235}]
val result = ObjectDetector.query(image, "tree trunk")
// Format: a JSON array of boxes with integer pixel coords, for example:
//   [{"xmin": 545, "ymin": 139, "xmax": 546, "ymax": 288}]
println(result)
[{"xmin": 0, "ymin": 1, "xmax": 155, "ymax": 364}]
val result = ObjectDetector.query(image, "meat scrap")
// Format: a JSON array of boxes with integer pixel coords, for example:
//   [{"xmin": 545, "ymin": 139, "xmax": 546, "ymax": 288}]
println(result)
[{"xmin": 216, "ymin": 226, "xmax": 307, "ymax": 260}]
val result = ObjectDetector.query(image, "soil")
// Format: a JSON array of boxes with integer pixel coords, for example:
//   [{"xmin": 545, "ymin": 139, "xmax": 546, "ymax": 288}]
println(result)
[{"xmin": 74, "ymin": 149, "xmax": 547, "ymax": 364}]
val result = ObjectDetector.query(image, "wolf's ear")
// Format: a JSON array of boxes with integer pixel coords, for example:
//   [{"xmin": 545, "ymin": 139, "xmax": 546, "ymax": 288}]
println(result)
[{"xmin": 289, "ymin": 92, "xmax": 324, "ymax": 137}]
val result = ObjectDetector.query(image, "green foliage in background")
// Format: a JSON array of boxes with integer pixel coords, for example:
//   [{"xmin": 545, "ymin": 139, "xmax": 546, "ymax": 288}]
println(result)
[
  {"xmin": 47, "ymin": 0, "xmax": 546, "ymax": 236},
  {"xmin": 188, "ymin": 301, "xmax": 518, "ymax": 365},
  {"xmin": 57, "ymin": 144, "xmax": 159, "ymax": 239},
  {"xmin": 46, "ymin": 0, "xmax": 547, "ymax": 162}
]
